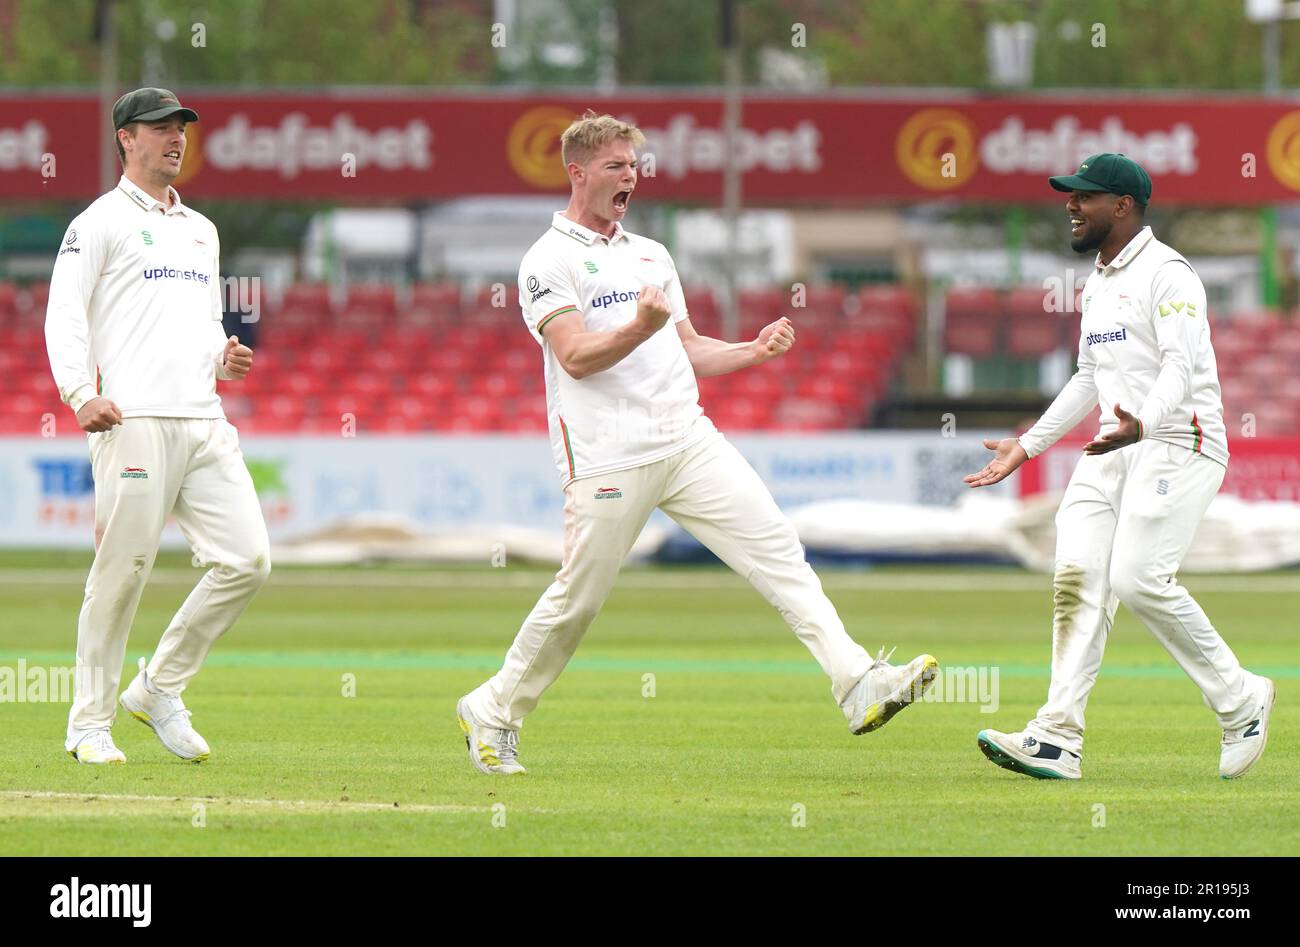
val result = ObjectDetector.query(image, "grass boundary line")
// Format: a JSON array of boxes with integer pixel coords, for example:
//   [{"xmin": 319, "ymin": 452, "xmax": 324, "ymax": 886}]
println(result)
[{"xmin": 0, "ymin": 789, "xmax": 527, "ymax": 815}]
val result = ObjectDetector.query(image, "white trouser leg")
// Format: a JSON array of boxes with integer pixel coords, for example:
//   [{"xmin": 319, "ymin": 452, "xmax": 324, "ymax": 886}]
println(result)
[
  {"xmin": 1107, "ymin": 442, "xmax": 1253, "ymax": 728},
  {"xmin": 658, "ymin": 434, "xmax": 872, "ymax": 703},
  {"xmin": 67, "ymin": 419, "xmax": 184, "ymax": 744},
  {"xmin": 1026, "ymin": 452, "xmax": 1121, "ymax": 756},
  {"xmin": 465, "ymin": 461, "xmax": 664, "ymax": 730},
  {"xmin": 149, "ymin": 419, "xmax": 271, "ymax": 695}
]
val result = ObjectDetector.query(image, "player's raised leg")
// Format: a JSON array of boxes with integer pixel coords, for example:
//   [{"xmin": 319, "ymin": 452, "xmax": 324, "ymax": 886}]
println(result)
[
  {"xmin": 458, "ymin": 461, "xmax": 665, "ymax": 774},
  {"xmin": 1107, "ymin": 442, "xmax": 1271, "ymax": 778},
  {"xmin": 978, "ymin": 452, "xmax": 1120, "ymax": 780},
  {"xmin": 121, "ymin": 419, "xmax": 270, "ymax": 762},
  {"xmin": 658, "ymin": 433, "xmax": 936, "ymax": 734},
  {"xmin": 66, "ymin": 419, "xmax": 181, "ymax": 764}
]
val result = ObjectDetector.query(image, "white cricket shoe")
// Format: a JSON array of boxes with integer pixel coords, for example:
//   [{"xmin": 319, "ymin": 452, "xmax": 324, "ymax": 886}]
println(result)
[
  {"xmin": 67, "ymin": 730, "xmax": 126, "ymax": 765},
  {"xmin": 841, "ymin": 647, "xmax": 939, "ymax": 735},
  {"xmin": 977, "ymin": 729, "xmax": 1081, "ymax": 780},
  {"xmin": 119, "ymin": 667, "xmax": 210, "ymax": 762},
  {"xmin": 1220, "ymin": 674, "xmax": 1275, "ymax": 779},
  {"xmin": 457, "ymin": 697, "xmax": 526, "ymax": 775}
]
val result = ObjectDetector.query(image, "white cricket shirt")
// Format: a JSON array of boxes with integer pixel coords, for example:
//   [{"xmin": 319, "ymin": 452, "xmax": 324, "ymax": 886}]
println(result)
[
  {"xmin": 46, "ymin": 175, "xmax": 232, "ymax": 420},
  {"xmin": 520, "ymin": 212, "xmax": 714, "ymax": 484},
  {"xmin": 1018, "ymin": 226, "xmax": 1228, "ymax": 466}
]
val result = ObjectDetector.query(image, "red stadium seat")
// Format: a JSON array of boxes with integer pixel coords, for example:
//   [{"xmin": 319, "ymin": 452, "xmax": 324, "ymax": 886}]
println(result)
[
  {"xmin": 772, "ymin": 398, "xmax": 846, "ymax": 430},
  {"xmin": 426, "ymin": 348, "xmax": 473, "ymax": 374},
  {"xmin": 0, "ymin": 282, "xmax": 18, "ymax": 320},
  {"xmin": 1007, "ymin": 313, "xmax": 1065, "ymax": 358},
  {"xmin": 344, "ymin": 283, "xmax": 397, "ymax": 314},
  {"xmin": 469, "ymin": 285, "xmax": 520, "ymax": 314},
  {"xmin": 853, "ymin": 285, "xmax": 914, "ymax": 324},
  {"xmin": 411, "ymin": 282, "xmax": 461, "ymax": 313},
  {"xmin": 23, "ymin": 283, "xmax": 49, "ymax": 314},
  {"xmin": 796, "ymin": 374, "xmax": 862, "ymax": 407},
  {"xmin": 944, "ymin": 287, "xmax": 1004, "ymax": 357},
  {"xmin": 405, "ymin": 373, "xmax": 457, "ymax": 400},
  {"xmin": 349, "ymin": 372, "xmax": 391, "ymax": 398},
  {"xmin": 1006, "ymin": 285, "xmax": 1071, "ymax": 357},
  {"xmin": 281, "ymin": 282, "xmax": 333, "ymax": 313},
  {"xmin": 469, "ymin": 374, "xmax": 521, "ymax": 399},
  {"xmin": 797, "ymin": 285, "xmax": 846, "ymax": 320}
]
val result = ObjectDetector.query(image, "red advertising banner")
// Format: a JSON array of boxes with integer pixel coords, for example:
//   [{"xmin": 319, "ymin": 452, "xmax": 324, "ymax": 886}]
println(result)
[
  {"xmin": 1019, "ymin": 434, "xmax": 1300, "ymax": 502},
  {"xmin": 8, "ymin": 92, "xmax": 1300, "ymax": 204}
]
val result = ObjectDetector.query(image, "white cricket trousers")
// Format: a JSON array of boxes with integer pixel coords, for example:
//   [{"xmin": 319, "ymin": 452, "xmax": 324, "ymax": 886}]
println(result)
[
  {"xmin": 1025, "ymin": 439, "xmax": 1254, "ymax": 756},
  {"xmin": 464, "ymin": 432, "xmax": 874, "ymax": 730},
  {"xmin": 66, "ymin": 417, "xmax": 270, "ymax": 745}
]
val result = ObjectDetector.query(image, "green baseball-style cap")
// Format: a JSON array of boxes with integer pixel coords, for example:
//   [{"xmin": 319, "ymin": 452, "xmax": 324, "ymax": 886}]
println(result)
[
  {"xmin": 1049, "ymin": 152, "xmax": 1152, "ymax": 206},
  {"xmin": 112, "ymin": 87, "xmax": 199, "ymax": 130}
]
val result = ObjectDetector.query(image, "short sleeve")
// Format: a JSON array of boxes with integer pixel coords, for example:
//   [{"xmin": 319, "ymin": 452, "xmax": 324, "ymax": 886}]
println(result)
[{"xmin": 520, "ymin": 252, "xmax": 581, "ymax": 344}]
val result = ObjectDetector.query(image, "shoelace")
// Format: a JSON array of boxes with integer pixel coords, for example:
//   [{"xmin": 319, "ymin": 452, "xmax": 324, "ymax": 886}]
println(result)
[
  {"xmin": 137, "ymin": 659, "xmax": 191, "ymax": 728},
  {"xmin": 870, "ymin": 645, "xmax": 897, "ymax": 670},
  {"xmin": 156, "ymin": 698, "xmax": 193, "ymax": 729},
  {"xmin": 85, "ymin": 731, "xmax": 116, "ymax": 753},
  {"xmin": 494, "ymin": 728, "xmax": 519, "ymax": 762}
]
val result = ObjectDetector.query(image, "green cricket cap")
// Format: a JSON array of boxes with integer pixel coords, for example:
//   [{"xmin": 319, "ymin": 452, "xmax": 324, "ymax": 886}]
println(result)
[
  {"xmin": 1049, "ymin": 153, "xmax": 1152, "ymax": 206},
  {"xmin": 112, "ymin": 87, "xmax": 199, "ymax": 130}
]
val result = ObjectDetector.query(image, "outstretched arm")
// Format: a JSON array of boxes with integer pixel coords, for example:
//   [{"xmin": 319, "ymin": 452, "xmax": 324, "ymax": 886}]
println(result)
[{"xmin": 676, "ymin": 316, "xmax": 794, "ymax": 377}]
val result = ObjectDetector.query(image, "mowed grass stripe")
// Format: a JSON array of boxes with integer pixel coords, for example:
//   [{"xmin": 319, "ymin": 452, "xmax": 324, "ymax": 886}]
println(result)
[
  {"xmin": 3, "ymin": 650, "xmax": 1298, "ymax": 677},
  {"xmin": 2, "ymin": 567, "xmax": 1299, "ymax": 594}
]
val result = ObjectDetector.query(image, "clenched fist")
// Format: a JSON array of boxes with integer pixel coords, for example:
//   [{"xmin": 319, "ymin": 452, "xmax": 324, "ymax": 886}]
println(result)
[
  {"xmin": 752, "ymin": 317, "xmax": 795, "ymax": 363},
  {"xmin": 222, "ymin": 335, "xmax": 254, "ymax": 379},
  {"xmin": 634, "ymin": 285, "xmax": 672, "ymax": 335},
  {"xmin": 76, "ymin": 396, "xmax": 123, "ymax": 433}
]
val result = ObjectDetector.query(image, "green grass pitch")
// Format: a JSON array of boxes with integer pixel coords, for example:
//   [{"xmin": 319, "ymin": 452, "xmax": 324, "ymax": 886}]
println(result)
[{"xmin": 0, "ymin": 549, "xmax": 1295, "ymax": 855}]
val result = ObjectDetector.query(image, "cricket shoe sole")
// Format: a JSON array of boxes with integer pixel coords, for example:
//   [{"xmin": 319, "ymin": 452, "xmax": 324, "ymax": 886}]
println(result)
[
  {"xmin": 977, "ymin": 729, "xmax": 1081, "ymax": 780},
  {"xmin": 850, "ymin": 654, "xmax": 940, "ymax": 734}
]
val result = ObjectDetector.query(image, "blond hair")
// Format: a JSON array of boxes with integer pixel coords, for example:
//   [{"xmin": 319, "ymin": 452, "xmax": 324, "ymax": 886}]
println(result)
[{"xmin": 560, "ymin": 109, "xmax": 645, "ymax": 168}]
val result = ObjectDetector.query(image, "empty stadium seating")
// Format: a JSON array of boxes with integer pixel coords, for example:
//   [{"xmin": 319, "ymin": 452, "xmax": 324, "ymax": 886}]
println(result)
[
  {"xmin": 940, "ymin": 286, "xmax": 1300, "ymax": 433},
  {"xmin": 0, "ymin": 281, "xmax": 918, "ymax": 435},
  {"xmin": 8, "ymin": 277, "xmax": 1299, "ymax": 435}
]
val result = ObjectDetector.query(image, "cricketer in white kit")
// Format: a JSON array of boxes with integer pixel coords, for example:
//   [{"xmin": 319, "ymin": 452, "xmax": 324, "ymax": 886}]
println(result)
[
  {"xmin": 46, "ymin": 88, "xmax": 270, "ymax": 765},
  {"xmin": 457, "ymin": 110, "xmax": 938, "ymax": 775},
  {"xmin": 966, "ymin": 153, "xmax": 1274, "ymax": 780}
]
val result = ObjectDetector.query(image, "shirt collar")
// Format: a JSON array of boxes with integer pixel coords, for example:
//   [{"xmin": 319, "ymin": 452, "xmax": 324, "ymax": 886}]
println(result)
[
  {"xmin": 552, "ymin": 211, "xmax": 626, "ymax": 246},
  {"xmin": 117, "ymin": 175, "xmax": 188, "ymax": 216},
  {"xmin": 1096, "ymin": 225, "xmax": 1153, "ymax": 272}
]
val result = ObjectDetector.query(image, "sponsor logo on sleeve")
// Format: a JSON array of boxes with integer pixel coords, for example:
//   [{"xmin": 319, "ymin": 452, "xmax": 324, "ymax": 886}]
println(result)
[
  {"xmin": 1157, "ymin": 300, "xmax": 1198, "ymax": 318},
  {"xmin": 58, "ymin": 228, "xmax": 81, "ymax": 256},
  {"xmin": 526, "ymin": 274, "xmax": 552, "ymax": 304}
]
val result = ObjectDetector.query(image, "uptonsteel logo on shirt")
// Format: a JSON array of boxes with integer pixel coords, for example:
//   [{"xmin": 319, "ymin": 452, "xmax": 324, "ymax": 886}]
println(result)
[
  {"xmin": 1085, "ymin": 327, "xmax": 1128, "ymax": 346},
  {"xmin": 142, "ymin": 267, "xmax": 211, "ymax": 285},
  {"xmin": 592, "ymin": 288, "xmax": 642, "ymax": 309}
]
